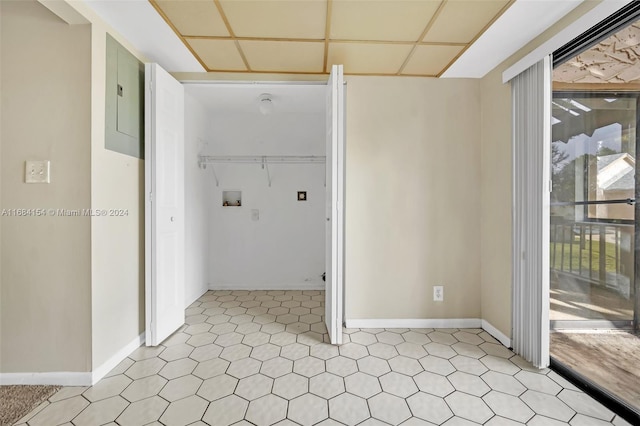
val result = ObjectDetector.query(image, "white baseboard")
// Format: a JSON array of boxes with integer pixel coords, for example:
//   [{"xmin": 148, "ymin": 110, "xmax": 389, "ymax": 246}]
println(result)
[
  {"xmin": 343, "ymin": 318, "xmax": 512, "ymax": 349},
  {"xmin": 481, "ymin": 320, "xmax": 512, "ymax": 348},
  {"xmin": 186, "ymin": 286, "xmax": 209, "ymax": 308},
  {"xmin": 345, "ymin": 318, "xmax": 482, "ymax": 329},
  {"xmin": 209, "ymin": 283, "xmax": 325, "ymax": 291},
  {"xmin": 0, "ymin": 372, "xmax": 92, "ymax": 386},
  {"xmin": 91, "ymin": 333, "xmax": 145, "ymax": 385},
  {"xmin": 0, "ymin": 333, "xmax": 145, "ymax": 386}
]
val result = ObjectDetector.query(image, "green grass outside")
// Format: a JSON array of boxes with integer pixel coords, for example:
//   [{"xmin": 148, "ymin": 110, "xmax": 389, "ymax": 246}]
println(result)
[{"xmin": 550, "ymin": 239, "xmax": 619, "ymax": 274}]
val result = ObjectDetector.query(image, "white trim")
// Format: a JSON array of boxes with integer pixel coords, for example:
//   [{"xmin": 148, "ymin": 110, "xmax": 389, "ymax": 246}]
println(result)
[
  {"xmin": 186, "ymin": 288, "xmax": 209, "ymax": 309},
  {"xmin": 0, "ymin": 333, "xmax": 145, "ymax": 386},
  {"xmin": 77, "ymin": 0, "xmax": 203, "ymax": 72},
  {"xmin": 91, "ymin": 333, "xmax": 144, "ymax": 385},
  {"xmin": 345, "ymin": 318, "xmax": 482, "ymax": 329},
  {"xmin": 442, "ymin": 0, "xmax": 583, "ymax": 78},
  {"xmin": 38, "ymin": 0, "xmax": 89, "ymax": 25},
  {"xmin": 503, "ymin": 0, "xmax": 633, "ymax": 83},
  {"xmin": 0, "ymin": 372, "xmax": 92, "ymax": 386},
  {"xmin": 345, "ymin": 318, "xmax": 513, "ymax": 350},
  {"xmin": 481, "ymin": 320, "xmax": 512, "ymax": 348},
  {"xmin": 209, "ymin": 283, "xmax": 325, "ymax": 291}
]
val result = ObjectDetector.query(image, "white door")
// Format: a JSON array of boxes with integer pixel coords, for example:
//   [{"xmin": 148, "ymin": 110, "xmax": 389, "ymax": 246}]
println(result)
[
  {"xmin": 145, "ymin": 63, "xmax": 185, "ymax": 346},
  {"xmin": 325, "ymin": 65, "xmax": 345, "ymax": 345}
]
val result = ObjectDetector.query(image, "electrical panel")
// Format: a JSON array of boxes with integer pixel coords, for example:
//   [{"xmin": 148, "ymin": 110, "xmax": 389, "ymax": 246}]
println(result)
[{"xmin": 105, "ymin": 34, "xmax": 144, "ymax": 159}]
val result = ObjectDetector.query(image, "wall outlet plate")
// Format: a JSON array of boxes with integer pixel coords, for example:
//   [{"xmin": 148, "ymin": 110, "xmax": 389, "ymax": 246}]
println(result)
[
  {"xmin": 297, "ymin": 191, "xmax": 307, "ymax": 201},
  {"xmin": 25, "ymin": 160, "xmax": 50, "ymax": 184},
  {"xmin": 433, "ymin": 285, "xmax": 444, "ymax": 302}
]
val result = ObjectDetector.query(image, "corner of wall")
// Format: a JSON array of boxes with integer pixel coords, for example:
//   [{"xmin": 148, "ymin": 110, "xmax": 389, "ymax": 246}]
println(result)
[
  {"xmin": 476, "ymin": 0, "xmax": 605, "ymax": 342},
  {"xmin": 479, "ymin": 64, "xmax": 513, "ymax": 341},
  {"xmin": 63, "ymin": 0, "xmax": 149, "ymax": 374}
]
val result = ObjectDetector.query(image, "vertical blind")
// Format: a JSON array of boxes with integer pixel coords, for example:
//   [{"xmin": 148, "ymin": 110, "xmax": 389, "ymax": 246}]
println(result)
[{"xmin": 511, "ymin": 55, "xmax": 552, "ymax": 368}]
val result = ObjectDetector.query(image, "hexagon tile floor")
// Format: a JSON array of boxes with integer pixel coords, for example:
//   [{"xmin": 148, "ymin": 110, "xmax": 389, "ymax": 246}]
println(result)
[{"xmin": 15, "ymin": 290, "xmax": 632, "ymax": 426}]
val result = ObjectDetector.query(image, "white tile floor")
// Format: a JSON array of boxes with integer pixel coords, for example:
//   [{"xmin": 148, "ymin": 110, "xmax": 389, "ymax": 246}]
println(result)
[{"xmin": 16, "ymin": 290, "xmax": 633, "ymax": 426}]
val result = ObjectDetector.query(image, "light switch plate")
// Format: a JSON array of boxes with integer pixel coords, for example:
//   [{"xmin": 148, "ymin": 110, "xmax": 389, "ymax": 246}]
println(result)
[{"xmin": 25, "ymin": 160, "xmax": 50, "ymax": 184}]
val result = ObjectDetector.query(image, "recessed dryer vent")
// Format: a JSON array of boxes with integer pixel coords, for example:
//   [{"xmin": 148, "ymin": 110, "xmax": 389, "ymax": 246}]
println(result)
[{"xmin": 222, "ymin": 191, "xmax": 242, "ymax": 207}]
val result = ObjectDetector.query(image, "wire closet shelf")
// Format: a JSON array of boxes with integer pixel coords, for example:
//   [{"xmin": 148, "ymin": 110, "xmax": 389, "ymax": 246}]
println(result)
[{"xmin": 198, "ymin": 155, "xmax": 327, "ymax": 187}]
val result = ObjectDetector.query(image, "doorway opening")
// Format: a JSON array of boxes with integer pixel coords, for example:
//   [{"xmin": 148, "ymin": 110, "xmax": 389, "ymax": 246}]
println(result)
[{"xmin": 145, "ymin": 65, "xmax": 345, "ymax": 348}]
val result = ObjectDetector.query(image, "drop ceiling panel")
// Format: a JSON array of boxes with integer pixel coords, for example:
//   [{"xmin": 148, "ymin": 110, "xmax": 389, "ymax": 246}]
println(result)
[
  {"xmin": 327, "ymin": 43, "xmax": 413, "ymax": 74},
  {"xmin": 423, "ymin": 0, "xmax": 510, "ymax": 44},
  {"xmin": 330, "ymin": 0, "xmax": 441, "ymax": 41},
  {"xmin": 240, "ymin": 41, "xmax": 325, "ymax": 73},
  {"xmin": 219, "ymin": 0, "xmax": 327, "ymax": 39},
  {"xmin": 187, "ymin": 39, "xmax": 247, "ymax": 71},
  {"xmin": 148, "ymin": 0, "xmax": 517, "ymax": 76},
  {"xmin": 153, "ymin": 0, "xmax": 229, "ymax": 37},
  {"xmin": 402, "ymin": 45, "xmax": 464, "ymax": 75}
]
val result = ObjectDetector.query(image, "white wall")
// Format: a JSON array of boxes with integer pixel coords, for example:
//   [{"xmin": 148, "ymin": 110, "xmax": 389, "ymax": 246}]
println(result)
[
  {"xmin": 184, "ymin": 92, "xmax": 210, "ymax": 304},
  {"xmin": 203, "ymin": 93, "xmax": 326, "ymax": 290}
]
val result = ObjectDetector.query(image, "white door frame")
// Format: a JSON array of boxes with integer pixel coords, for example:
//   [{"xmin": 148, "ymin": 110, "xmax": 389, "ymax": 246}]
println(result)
[
  {"xmin": 146, "ymin": 77, "xmax": 346, "ymax": 344},
  {"xmin": 325, "ymin": 65, "xmax": 345, "ymax": 345},
  {"xmin": 145, "ymin": 63, "xmax": 185, "ymax": 346}
]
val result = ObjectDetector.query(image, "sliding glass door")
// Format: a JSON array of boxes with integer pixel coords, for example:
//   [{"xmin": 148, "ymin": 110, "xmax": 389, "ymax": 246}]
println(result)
[
  {"xmin": 550, "ymin": 93, "xmax": 638, "ymax": 330},
  {"xmin": 549, "ymin": 7, "xmax": 640, "ymax": 419},
  {"xmin": 550, "ymin": 92, "xmax": 640, "ymax": 415}
]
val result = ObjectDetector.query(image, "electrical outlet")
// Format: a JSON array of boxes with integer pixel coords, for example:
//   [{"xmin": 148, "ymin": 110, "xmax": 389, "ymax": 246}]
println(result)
[
  {"xmin": 25, "ymin": 160, "xmax": 50, "ymax": 184},
  {"xmin": 433, "ymin": 286, "xmax": 444, "ymax": 302}
]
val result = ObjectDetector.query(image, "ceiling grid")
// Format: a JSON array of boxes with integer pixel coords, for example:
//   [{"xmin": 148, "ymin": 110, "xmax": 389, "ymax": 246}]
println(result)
[
  {"xmin": 149, "ymin": 0, "xmax": 515, "ymax": 76},
  {"xmin": 397, "ymin": 0, "xmax": 448, "ymax": 75}
]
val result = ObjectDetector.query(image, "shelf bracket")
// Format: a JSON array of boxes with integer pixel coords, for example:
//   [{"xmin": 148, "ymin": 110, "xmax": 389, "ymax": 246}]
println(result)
[
  {"xmin": 262, "ymin": 156, "xmax": 272, "ymax": 187},
  {"xmin": 210, "ymin": 165, "xmax": 219, "ymax": 187}
]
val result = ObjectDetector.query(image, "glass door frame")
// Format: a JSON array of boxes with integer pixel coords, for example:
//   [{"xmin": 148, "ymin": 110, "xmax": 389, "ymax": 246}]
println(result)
[{"xmin": 550, "ymin": 90, "xmax": 640, "ymax": 332}]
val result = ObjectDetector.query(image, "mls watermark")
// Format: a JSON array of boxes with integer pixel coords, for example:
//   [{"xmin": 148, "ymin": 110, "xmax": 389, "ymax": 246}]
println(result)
[{"xmin": 1, "ymin": 208, "xmax": 129, "ymax": 217}]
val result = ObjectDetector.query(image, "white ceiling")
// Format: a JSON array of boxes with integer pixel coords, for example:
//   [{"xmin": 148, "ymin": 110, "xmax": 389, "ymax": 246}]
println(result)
[
  {"xmin": 184, "ymin": 83, "xmax": 326, "ymax": 114},
  {"xmin": 84, "ymin": 0, "xmax": 204, "ymax": 72}
]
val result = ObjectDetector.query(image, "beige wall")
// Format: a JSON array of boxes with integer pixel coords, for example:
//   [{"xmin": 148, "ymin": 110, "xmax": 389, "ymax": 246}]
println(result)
[
  {"xmin": 479, "ymin": 66, "xmax": 513, "ymax": 336},
  {"xmin": 68, "ymin": 2, "xmax": 148, "ymax": 369},
  {"xmin": 0, "ymin": 0, "xmax": 92, "ymax": 372},
  {"xmin": 345, "ymin": 76, "xmax": 482, "ymax": 320},
  {"xmin": 0, "ymin": 0, "xmax": 610, "ymax": 378},
  {"xmin": 0, "ymin": 0, "xmax": 147, "ymax": 375},
  {"xmin": 0, "ymin": 0, "xmax": 4, "ymax": 372}
]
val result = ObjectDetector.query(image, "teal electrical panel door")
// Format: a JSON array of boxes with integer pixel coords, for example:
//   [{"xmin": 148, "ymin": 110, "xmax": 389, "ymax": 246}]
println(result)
[{"xmin": 105, "ymin": 34, "xmax": 144, "ymax": 159}]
